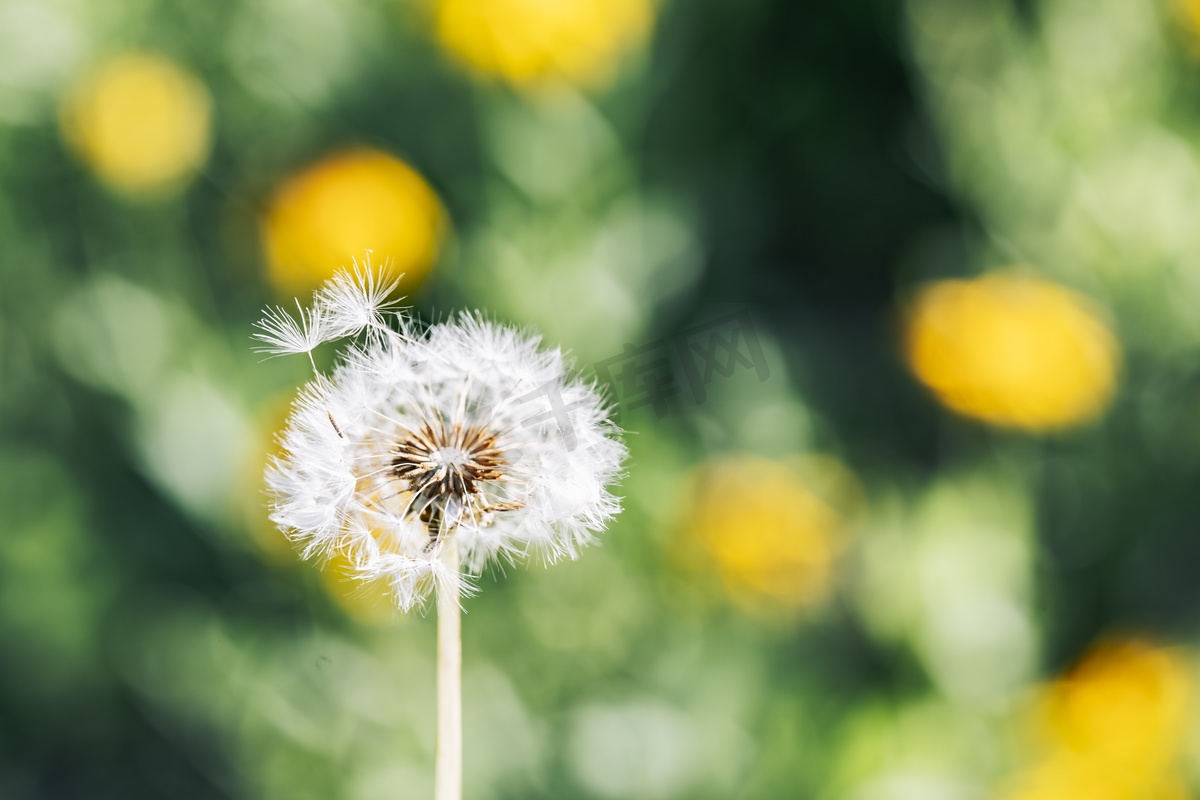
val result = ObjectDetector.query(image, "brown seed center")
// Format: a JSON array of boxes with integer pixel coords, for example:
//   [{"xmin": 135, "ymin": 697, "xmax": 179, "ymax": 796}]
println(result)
[{"xmin": 390, "ymin": 422, "xmax": 506, "ymax": 537}]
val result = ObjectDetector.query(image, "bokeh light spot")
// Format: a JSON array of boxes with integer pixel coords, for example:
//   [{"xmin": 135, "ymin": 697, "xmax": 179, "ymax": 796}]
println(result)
[
  {"xmin": 1002, "ymin": 755, "xmax": 1188, "ymax": 800},
  {"xmin": 262, "ymin": 148, "xmax": 444, "ymax": 296},
  {"xmin": 1039, "ymin": 638, "xmax": 1192, "ymax": 772},
  {"xmin": 1000, "ymin": 638, "xmax": 1193, "ymax": 800},
  {"xmin": 60, "ymin": 52, "xmax": 211, "ymax": 194},
  {"xmin": 435, "ymin": 0, "xmax": 653, "ymax": 87},
  {"xmin": 679, "ymin": 454, "xmax": 846, "ymax": 613},
  {"xmin": 904, "ymin": 272, "xmax": 1120, "ymax": 431}
]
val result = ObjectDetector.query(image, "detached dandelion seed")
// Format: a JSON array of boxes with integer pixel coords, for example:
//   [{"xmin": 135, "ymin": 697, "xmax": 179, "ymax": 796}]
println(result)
[{"xmin": 257, "ymin": 262, "xmax": 626, "ymax": 800}]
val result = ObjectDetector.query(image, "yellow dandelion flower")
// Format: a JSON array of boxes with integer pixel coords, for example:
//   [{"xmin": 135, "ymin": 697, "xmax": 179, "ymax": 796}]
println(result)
[
  {"xmin": 680, "ymin": 454, "xmax": 848, "ymax": 612},
  {"xmin": 997, "ymin": 638, "xmax": 1194, "ymax": 800},
  {"xmin": 1179, "ymin": 0, "xmax": 1200, "ymax": 43},
  {"xmin": 1038, "ymin": 638, "xmax": 1192, "ymax": 772},
  {"xmin": 317, "ymin": 546, "xmax": 402, "ymax": 626},
  {"xmin": 434, "ymin": 0, "xmax": 653, "ymax": 87},
  {"xmin": 261, "ymin": 148, "xmax": 445, "ymax": 297},
  {"xmin": 60, "ymin": 53, "xmax": 212, "ymax": 194},
  {"xmin": 234, "ymin": 398, "xmax": 298, "ymax": 565},
  {"xmin": 1000, "ymin": 754, "xmax": 1188, "ymax": 800},
  {"xmin": 236, "ymin": 399, "xmax": 400, "ymax": 624},
  {"xmin": 904, "ymin": 272, "xmax": 1119, "ymax": 431}
]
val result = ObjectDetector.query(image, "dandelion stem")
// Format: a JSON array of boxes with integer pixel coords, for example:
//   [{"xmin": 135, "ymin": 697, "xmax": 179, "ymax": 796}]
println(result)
[{"xmin": 435, "ymin": 537, "xmax": 462, "ymax": 800}]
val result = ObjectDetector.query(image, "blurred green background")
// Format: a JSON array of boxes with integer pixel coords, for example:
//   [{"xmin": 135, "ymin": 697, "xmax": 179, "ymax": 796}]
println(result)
[{"xmin": 5, "ymin": 0, "xmax": 1200, "ymax": 797}]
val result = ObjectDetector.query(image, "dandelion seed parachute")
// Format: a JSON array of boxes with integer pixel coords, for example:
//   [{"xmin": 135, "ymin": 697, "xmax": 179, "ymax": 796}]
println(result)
[{"xmin": 260, "ymin": 266, "xmax": 626, "ymax": 611}]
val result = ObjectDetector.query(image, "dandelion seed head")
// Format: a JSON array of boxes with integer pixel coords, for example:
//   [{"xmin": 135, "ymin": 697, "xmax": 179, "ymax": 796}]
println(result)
[
  {"xmin": 252, "ymin": 256, "xmax": 405, "ymax": 358},
  {"xmin": 260, "ymin": 268, "xmax": 626, "ymax": 611}
]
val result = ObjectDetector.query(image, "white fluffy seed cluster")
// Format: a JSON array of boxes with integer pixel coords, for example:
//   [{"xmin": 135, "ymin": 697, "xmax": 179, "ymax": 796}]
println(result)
[{"xmin": 256, "ymin": 267, "xmax": 626, "ymax": 611}]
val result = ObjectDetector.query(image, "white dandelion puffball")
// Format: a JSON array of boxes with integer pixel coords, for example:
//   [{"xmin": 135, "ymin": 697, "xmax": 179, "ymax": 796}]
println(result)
[{"xmin": 256, "ymin": 267, "xmax": 627, "ymax": 611}]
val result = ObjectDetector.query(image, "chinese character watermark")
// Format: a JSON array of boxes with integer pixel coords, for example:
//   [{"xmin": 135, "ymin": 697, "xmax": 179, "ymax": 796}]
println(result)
[
  {"xmin": 595, "ymin": 308, "xmax": 770, "ymax": 421},
  {"xmin": 511, "ymin": 381, "xmax": 593, "ymax": 451},
  {"xmin": 593, "ymin": 340, "xmax": 678, "ymax": 418},
  {"xmin": 674, "ymin": 308, "xmax": 770, "ymax": 404},
  {"xmin": 511, "ymin": 308, "xmax": 770, "ymax": 451}
]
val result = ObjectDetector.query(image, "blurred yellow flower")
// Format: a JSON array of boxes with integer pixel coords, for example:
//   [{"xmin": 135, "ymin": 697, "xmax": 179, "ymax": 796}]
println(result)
[
  {"xmin": 1180, "ymin": 0, "xmax": 1200, "ymax": 42},
  {"xmin": 680, "ymin": 454, "xmax": 847, "ymax": 612},
  {"xmin": 435, "ymin": 0, "xmax": 653, "ymax": 86},
  {"xmin": 237, "ymin": 399, "xmax": 396, "ymax": 624},
  {"xmin": 1001, "ymin": 755, "xmax": 1188, "ymax": 800},
  {"xmin": 1038, "ymin": 638, "xmax": 1192, "ymax": 772},
  {"xmin": 262, "ymin": 148, "xmax": 444, "ymax": 296},
  {"xmin": 317, "ymin": 547, "xmax": 399, "ymax": 626},
  {"xmin": 235, "ymin": 398, "xmax": 296, "ymax": 565},
  {"xmin": 60, "ymin": 53, "xmax": 212, "ymax": 194},
  {"xmin": 904, "ymin": 272, "xmax": 1119, "ymax": 431},
  {"xmin": 999, "ymin": 638, "xmax": 1194, "ymax": 800}
]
